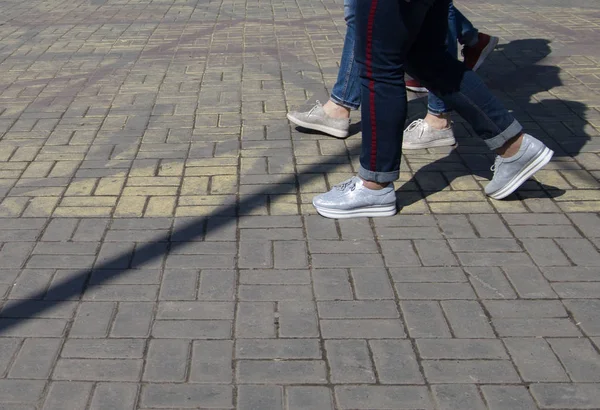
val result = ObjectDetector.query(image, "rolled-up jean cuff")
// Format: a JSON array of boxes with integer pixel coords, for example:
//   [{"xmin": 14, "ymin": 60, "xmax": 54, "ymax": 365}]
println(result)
[
  {"xmin": 330, "ymin": 93, "xmax": 360, "ymax": 110},
  {"xmin": 485, "ymin": 119, "xmax": 523, "ymax": 150},
  {"xmin": 358, "ymin": 165, "xmax": 399, "ymax": 184},
  {"xmin": 427, "ymin": 106, "xmax": 452, "ymax": 115}
]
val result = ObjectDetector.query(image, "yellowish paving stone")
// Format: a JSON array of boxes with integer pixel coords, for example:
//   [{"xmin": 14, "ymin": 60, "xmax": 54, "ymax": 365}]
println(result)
[
  {"xmin": 94, "ymin": 178, "xmax": 126, "ymax": 196},
  {"xmin": 185, "ymin": 166, "xmax": 238, "ymax": 176},
  {"xmin": 210, "ymin": 175, "xmax": 237, "ymax": 194},
  {"xmin": 65, "ymin": 179, "xmax": 97, "ymax": 196},
  {"xmin": 53, "ymin": 206, "xmax": 114, "ymax": 217},
  {"xmin": 114, "ymin": 196, "xmax": 147, "ymax": 217},
  {"xmin": 22, "ymin": 197, "xmax": 60, "ymax": 217},
  {"xmin": 429, "ymin": 201, "xmax": 494, "ymax": 214},
  {"xmin": 122, "ymin": 186, "xmax": 179, "ymax": 196},
  {"xmin": 0, "ymin": 197, "xmax": 28, "ymax": 217},
  {"xmin": 556, "ymin": 201, "xmax": 600, "ymax": 212},
  {"xmin": 145, "ymin": 196, "xmax": 176, "ymax": 217},
  {"xmin": 180, "ymin": 177, "xmax": 210, "ymax": 196},
  {"xmin": 426, "ymin": 190, "xmax": 486, "ymax": 202},
  {"xmin": 60, "ymin": 196, "xmax": 118, "ymax": 207}
]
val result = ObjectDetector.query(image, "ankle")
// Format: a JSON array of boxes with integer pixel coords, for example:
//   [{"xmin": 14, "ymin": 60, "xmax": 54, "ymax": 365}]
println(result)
[
  {"xmin": 497, "ymin": 133, "xmax": 524, "ymax": 158},
  {"xmin": 361, "ymin": 178, "xmax": 389, "ymax": 190},
  {"xmin": 424, "ymin": 112, "xmax": 452, "ymax": 130},
  {"xmin": 323, "ymin": 100, "xmax": 350, "ymax": 119}
]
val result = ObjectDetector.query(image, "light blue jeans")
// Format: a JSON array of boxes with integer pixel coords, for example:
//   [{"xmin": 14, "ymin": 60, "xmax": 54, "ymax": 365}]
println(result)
[{"xmin": 330, "ymin": 0, "xmax": 478, "ymax": 114}]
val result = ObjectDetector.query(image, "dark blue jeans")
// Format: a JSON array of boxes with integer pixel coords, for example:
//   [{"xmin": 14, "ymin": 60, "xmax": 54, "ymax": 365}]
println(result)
[
  {"xmin": 428, "ymin": 1, "xmax": 479, "ymax": 114},
  {"xmin": 355, "ymin": 0, "xmax": 522, "ymax": 183}
]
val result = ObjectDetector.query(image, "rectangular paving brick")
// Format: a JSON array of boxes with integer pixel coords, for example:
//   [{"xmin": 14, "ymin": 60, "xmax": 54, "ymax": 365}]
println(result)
[
  {"xmin": 370, "ymin": 339, "xmax": 424, "ymax": 384},
  {"xmin": 317, "ymin": 301, "xmax": 398, "ymax": 319},
  {"xmin": 335, "ymin": 386, "xmax": 433, "ymax": 409},
  {"xmin": 152, "ymin": 320, "xmax": 231, "ymax": 339},
  {"xmin": 198, "ymin": 269, "xmax": 236, "ymax": 300},
  {"xmin": 238, "ymin": 386, "xmax": 283, "ymax": 410},
  {"xmin": 236, "ymin": 302, "xmax": 276, "ymax": 338},
  {"xmin": 530, "ymin": 384, "xmax": 600, "ymax": 409},
  {"xmin": 143, "ymin": 339, "xmax": 189, "ymax": 382},
  {"xmin": 320, "ymin": 319, "xmax": 405, "ymax": 339},
  {"xmin": 423, "ymin": 360, "xmax": 520, "ymax": 383},
  {"xmin": 493, "ymin": 318, "xmax": 581, "ymax": 337},
  {"xmin": 350, "ymin": 268, "xmax": 395, "ymax": 299},
  {"xmin": 395, "ymin": 282, "xmax": 476, "ymax": 300},
  {"xmin": 548, "ymin": 338, "xmax": 600, "ymax": 382},
  {"xmin": 236, "ymin": 339, "xmax": 321, "ymax": 359},
  {"xmin": 483, "ymin": 300, "xmax": 567, "ymax": 318},
  {"xmin": 279, "ymin": 301, "xmax": 319, "ymax": 337},
  {"xmin": 8, "ymin": 338, "xmax": 61, "ymax": 379},
  {"xmin": 417, "ymin": 339, "xmax": 507, "ymax": 359},
  {"xmin": 110, "ymin": 302, "xmax": 154, "ymax": 338},
  {"xmin": 441, "ymin": 300, "xmax": 495, "ymax": 338},
  {"xmin": 157, "ymin": 301, "xmax": 234, "ymax": 319},
  {"xmin": 481, "ymin": 386, "xmax": 538, "ymax": 410},
  {"xmin": 401, "ymin": 301, "xmax": 451, "ymax": 338},
  {"xmin": 41, "ymin": 381, "xmax": 92, "ymax": 410},
  {"xmin": 237, "ymin": 360, "xmax": 327, "ymax": 384},
  {"xmin": 503, "ymin": 266, "xmax": 557, "ymax": 298},
  {"xmin": 141, "ymin": 384, "xmax": 233, "ymax": 408},
  {"xmin": 286, "ymin": 386, "xmax": 334, "ymax": 410},
  {"xmin": 312, "ymin": 269, "xmax": 353, "ymax": 300},
  {"xmin": 432, "ymin": 384, "xmax": 487, "ymax": 410},
  {"xmin": 504, "ymin": 338, "xmax": 569, "ymax": 382},
  {"xmin": 89, "ymin": 383, "xmax": 138, "ymax": 410},
  {"xmin": 53, "ymin": 358, "xmax": 142, "ymax": 381},
  {"xmin": 190, "ymin": 340, "xmax": 233, "ymax": 383},
  {"xmin": 326, "ymin": 340, "xmax": 375, "ymax": 383}
]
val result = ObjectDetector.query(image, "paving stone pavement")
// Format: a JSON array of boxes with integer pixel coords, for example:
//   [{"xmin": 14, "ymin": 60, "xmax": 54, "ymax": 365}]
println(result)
[{"xmin": 0, "ymin": 0, "xmax": 599, "ymax": 408}]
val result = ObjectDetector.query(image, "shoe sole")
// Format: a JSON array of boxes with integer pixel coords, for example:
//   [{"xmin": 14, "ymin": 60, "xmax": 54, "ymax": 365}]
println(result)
[
  {"xmin": 402, "ymin": 137, "xmax": 457, "ymax": 150},
  {"xmin": 406, "ymin": 85, "xmax": 428, "ymax": 93},
  {"xmin": 472, "ymin": 36, "xmax": 499, "ymax": 71},
  {"xmin": 488, "ymin": 146, "xmax": 554, "ymax": 200},
  {"xmin": 314, "ymin": 203, "xmax": 397, "ymax": 219},
  {"xmin": 286, "ymin": 113, "xmax": 349, "ymax": 139}
]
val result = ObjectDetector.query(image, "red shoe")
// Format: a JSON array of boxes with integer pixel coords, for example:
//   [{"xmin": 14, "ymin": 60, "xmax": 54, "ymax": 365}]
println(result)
[
  {"xmin": 463, "ymin": 32, "xmax": 499, "ymax": 71},
  {"xmin": 406, "ymin": 78, "xmax": 428, "ymax": 93}
]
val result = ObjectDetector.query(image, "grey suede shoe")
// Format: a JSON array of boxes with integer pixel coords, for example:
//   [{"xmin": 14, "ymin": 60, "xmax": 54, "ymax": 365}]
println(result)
[
  {"xmin": 287, "ymin": 101, "xmax": 350, "ymax": 138},
  {"xmin": 485, "ymin": 134, "xmax": 553, "ymax": 200},
  {"xmin": 312, "ymin": 177, "xmax": 397, "ymax": 219},
  {"xmin": 402, "ymin": 119, "xmax": 456, "ymax": 149}
]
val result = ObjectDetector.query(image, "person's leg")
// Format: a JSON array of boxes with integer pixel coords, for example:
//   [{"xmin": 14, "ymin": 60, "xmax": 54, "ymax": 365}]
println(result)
[
  {"xmin": 407, "ymin": 0, "xmax": 552, "ymax": 200},
  {"xmin": 451, "ymin": 4, "xmax": 499, "ymax": 70},
  {"xmin": 312, "ymin": 0, "xmax": 441, "ymax": 218},
  {"xmin": 452, "ymin": 4, "xmax": 478, "ymax": 47},
  {"xmin": 329, "ymin": 0, "xmax": 360, "ymax": 112},
  {"xmin": 403, "ymin": 1, "xmax": 456, "ymax": 150},
  {"xmin": 286, "ymin": 0, "xmax": 359, "ymax": 138}
]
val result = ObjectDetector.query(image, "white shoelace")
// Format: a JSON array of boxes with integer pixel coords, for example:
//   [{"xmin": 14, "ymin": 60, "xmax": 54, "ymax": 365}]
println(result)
[
  {"xmin": 490, "ymin": 156, "xmax": 502, "ymax": 173},
  {"xmin": 406, "ymin": 119, "xmax": 426, "ymax": 139},
  {"xmin": 307, "ymin": 100, "xmax": 322, "ymax": 116}
]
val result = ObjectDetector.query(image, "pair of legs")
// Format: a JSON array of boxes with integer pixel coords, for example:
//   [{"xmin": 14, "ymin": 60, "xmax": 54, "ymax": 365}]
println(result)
[
  {"xmin": 288, "ymin": 0, "xmax": 497, "ymax": 145},
  {"xmin": 311, "ymin": 0, "xmax": 553, "ymax": 218}
]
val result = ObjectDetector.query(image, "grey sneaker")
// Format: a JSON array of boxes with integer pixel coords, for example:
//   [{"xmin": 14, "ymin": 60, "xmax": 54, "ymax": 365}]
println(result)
[
  {"xmin": 312, "ymin": 176, "xmax": 397, "ymax": 219},
  {"xmin": 402, "ymin": 119, "xmax": 456, "ymax": 149},
  {"xmin": 485, "ymin": 134, "xmax": 554, "ymax": 200},
  {"xmin": 287, "ymin": 101, "xmax": 350, "ymax": 138}
]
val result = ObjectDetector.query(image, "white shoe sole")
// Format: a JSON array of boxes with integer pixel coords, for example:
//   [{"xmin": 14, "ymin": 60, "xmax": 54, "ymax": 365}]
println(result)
[
  {"xmin": 488, "ymin": 147, "xmax": 554, "ymax": 200},
  {"xmin": 406, "ymin": 85, "xmax": 428, "ymax": 93},
  {"xmin": 287, "ymin": 113, "xmax": 349, "ymax": 139},
  {"xmin": 314, "ymin": 203, "xmax": 397, "ymax": 219},
  {"xmin": 472, "ymin": 36, "xmax": 499, "ymax": 71},
  {"xmin": 402, "ymin": 137, "xmax": 457, "ymax": 150}
]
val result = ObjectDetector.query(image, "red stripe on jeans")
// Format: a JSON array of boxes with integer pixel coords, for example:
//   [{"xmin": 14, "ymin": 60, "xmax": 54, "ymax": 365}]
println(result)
[{"xmin": 366, "ymin": 0, "xmax": 378, "ymax": 171}]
